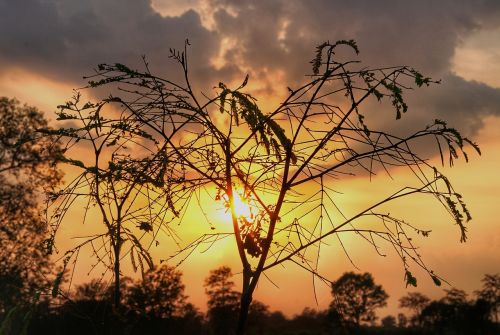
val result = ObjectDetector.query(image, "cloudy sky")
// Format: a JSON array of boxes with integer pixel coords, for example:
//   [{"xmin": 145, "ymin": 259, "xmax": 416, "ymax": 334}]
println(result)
[{"xmin": 1, "ymin": 0, "xmax": 499, "ymax": 317}]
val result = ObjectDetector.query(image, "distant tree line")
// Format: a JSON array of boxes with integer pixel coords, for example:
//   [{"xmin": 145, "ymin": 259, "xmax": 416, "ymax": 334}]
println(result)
[
  {"xmin": 1, "ymin": 262, "xmax": 499, "ymax": 334},
  {"xmin": 393, "ymin": 274, "xmax": 500, "ymax": 335}
]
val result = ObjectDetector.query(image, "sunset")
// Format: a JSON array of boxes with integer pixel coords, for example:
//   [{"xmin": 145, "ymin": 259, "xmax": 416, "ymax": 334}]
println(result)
[{"xmin": 1, "ymin": 1, "xmax": 499, "ymax": 334}]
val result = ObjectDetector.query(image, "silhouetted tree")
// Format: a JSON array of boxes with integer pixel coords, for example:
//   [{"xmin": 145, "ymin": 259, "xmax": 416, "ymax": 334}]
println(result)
[
  {"xmin": 421, "ymin": 289, "xmax": 467, "ymax": 333},
  {"xmin": 254, "ymin": 310, "xmax": 289, "ymax": 335},
  {"xmin": 398, "ymin": 292, "xmax": 430, "ymax": 327},
  {"xmin": 73, "ymin": 278, "xmax": 111, "ymax": 302},
  {"xmin": 288, "ymin": 307, "xmax": 331, "ymax": 334},
  {"xmin": 27, "ymin": 276, "xmax": 133, "ymax": 335},
  {"xmin": 420, "ymin": 299, "xmax": 456, "ymax": 333},
  {"xmin": 396, "ymin": 313, "xmax": 408, "ymax": 328},
  {"xmin": 50, "ymin": 39, "xmax": 479, "ymax": 334},
  {"xmin": 205, "ymin": 266, "xmax": 241, "ymax": 334},
  {"xmin": 16, "ymin": 270, "xmax": 500, "ymax": 334},
  {"xmin": 175, "ymin": 303, "xmax": 205, "ymax": 335},
  {"xmin": 442, "ymin": 288, "xmax": 468, "ymax": 305},
  {"xmin": 325, "ymin": 308, "xmax": 349, "ymax": 334},
  {"xmin": 126, "ymin": 265, "xmax": 204, "ymax": 335},
  {"xmin": 0, "ymin": 97, "xmax": 61, "ymax": 319},
  {"xmin": 126, "ymin": 264, "xmax": 187, "ymax": 319},
  {"xmin": 243, "ymin": 301, "xmax": 273, "ymax": 334},
  {"xmin": 381, "ymin": 315, "xmax": 397, "ymax": 328},
  {"xmin": 419, "ymin": 287, "xmax": 495, "ymax": 335},
  {"xmin": 29, "ymin": 270, "xmax": 204, "ymax": 335},
  {"xmin": 45, "ymin": 88, "xmax": 178, "ymax": 308},
  {"xmin": 330, "ymin": 272, "xmax": 388, "ymax": 328},
  {"xmin": 475, "ymin": 273, "xmax": 500, "ymax": 322}
]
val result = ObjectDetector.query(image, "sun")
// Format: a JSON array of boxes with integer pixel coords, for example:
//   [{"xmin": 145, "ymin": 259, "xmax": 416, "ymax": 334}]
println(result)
[
  {"xmin": 232, "ymin": 191, "xmax": 252, "ymax": 220},
  {"xmin": 214, "ymin": 187, "xmax": 255, "ymax": 225}
]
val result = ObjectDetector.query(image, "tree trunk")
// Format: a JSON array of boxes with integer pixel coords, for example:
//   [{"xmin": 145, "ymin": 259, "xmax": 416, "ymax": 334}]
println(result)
[
  {"xmin": 236, "ymin": 290, "xmax": 252, "ymax": 335},
  {"xmin": 113, "ymin": 225, "xmax": 121, "ymax": 309},
  {"xmin": 113, "ymin": 247, "xmax": 121, "ymax": 308}
]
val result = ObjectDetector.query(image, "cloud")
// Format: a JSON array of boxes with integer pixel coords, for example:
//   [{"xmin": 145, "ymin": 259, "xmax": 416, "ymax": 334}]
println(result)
[
  {"xmin": 1, "ymin": 0, "xmax": 500, "ymax": 136},
  {"xmin": 0, "ymin": 0, "xmax": 223, "ymax": 86},
  {"xmin": 207, "ymin": 0, "xmax": 500, "ymax": 135},
  {"xmin": 210, "ymin": 0, "xmax": 500, "ymax": 75},
  {"xmin": 415, "ymin": 74, "xmax": 500, "ymax": 135}
]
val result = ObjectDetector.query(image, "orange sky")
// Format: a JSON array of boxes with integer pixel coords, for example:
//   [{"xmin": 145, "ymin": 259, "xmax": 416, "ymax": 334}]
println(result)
[{"xmin": 1, "ymin": 0, "xmax": 499, "ymax": 319}]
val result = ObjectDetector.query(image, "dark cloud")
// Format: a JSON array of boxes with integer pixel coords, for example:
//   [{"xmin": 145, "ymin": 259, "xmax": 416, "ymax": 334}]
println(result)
[
  {"xmin": 1, "ymin": 0, "xmax": 500, "ymax": 135},
  {"xmin": 210, "ymin": 0, "xmax": 500, "ymax": 75},
  {"xmin": 0, "ymin": 0, "xmax": 223, "ymax": 86},
  {"xmin": 208, "ymin": 0, "xmax": 500, "ymax": 135},
  {"xmin": 415, "ymin": 74, "xmax": 500, "ymax": 135}
]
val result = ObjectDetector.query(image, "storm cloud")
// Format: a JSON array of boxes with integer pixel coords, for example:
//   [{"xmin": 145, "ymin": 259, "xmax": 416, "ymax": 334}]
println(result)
[
  {"xmin": 1, "ymin": 0, "xmax": 500, "ymax": 135},
  {"xmin": 207, "ymin": 0, "xmax": 500, "ymax": 135},
  {"xmin": 0, "ymin": 0, "xmax": 223, "ymax": 85}
]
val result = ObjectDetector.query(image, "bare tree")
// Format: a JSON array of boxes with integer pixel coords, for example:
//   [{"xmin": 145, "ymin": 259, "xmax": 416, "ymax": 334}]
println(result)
[
  {"xmin": 46, "ymin": 92, "xmax": 185, "ymax": 307},
  {"xmin": 48, "ymin": 39, "xmax": 479, "ymax": 333}
]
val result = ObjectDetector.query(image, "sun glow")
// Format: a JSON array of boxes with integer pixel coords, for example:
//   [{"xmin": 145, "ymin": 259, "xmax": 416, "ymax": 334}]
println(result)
[
  {"xmin": 216, "ymin": 188, "xmax": 255, "ymax": 225},
  {"xmin": 232, "ymin": 191, "xmax": 253, "ymax": 220}
]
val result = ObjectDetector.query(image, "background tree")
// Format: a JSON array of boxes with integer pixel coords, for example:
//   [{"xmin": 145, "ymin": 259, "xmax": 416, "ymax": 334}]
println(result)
[
  {"xmin": 29, "ymin": 269, "xmax": 203, "ymax": 335},
  {"xmin": 245, "ymin": 301, "xmax": 271, "ymax": 334},
  {"xmin": 9, "ymin": 267, "xmax": 498, "ymax": 334},
  {"xmin": 204, "ymin": 266, "xmax": 241, "ymax": 334},
  {"xmin": 475, "ymin": 273, "xmax": 500, "ymax": 323},
  {"xmin": 398, "ymin": 292, "xmax": 430, "ymax": 327},
  {"xmin": 125, "ymin": 264, "xmax": 187, "ymax": 319},
  {"xmin": 381, "ymin": 315, "xmax": 396, "ymax": 328},
  {"xmin": 290, "ymin": 307, "xmax": 333, "ymax": 335},
  {"xmin": 204, "ymin": 266, "xmax": 274, "ymax": 334},
  {"xmin": 419, "ymin": 287, "xmax": 494, "ymax": 335},
  {"xmin": 330, "ymin": 272, "xmax": 388, "ymax": 327},
  {"xmin": 49, "ymin": 39, "xmax": 479, "ymax": 334},
  {"xmin": 396, "ymin": 313, "xmax": 408, "ymax": 328},
  {"xmin": 73, "ymin": 278, "xmax": 112, "ymax": 302},
  {"xmin": 124, "ymin": 265, "xmax": 204, "ymax": 334},
  {"xmin": 442, "ymin": 288, "xmax": 468, "ymax": 306},
  {"xmin": 0, "ymin": 97, "xmax": 61, "ymax": 317}
]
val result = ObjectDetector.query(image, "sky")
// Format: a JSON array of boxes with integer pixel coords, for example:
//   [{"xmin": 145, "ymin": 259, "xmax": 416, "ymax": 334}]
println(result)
[{"xmin": 1, "ymin": 0, "xmax": 499, "ymax": 318}]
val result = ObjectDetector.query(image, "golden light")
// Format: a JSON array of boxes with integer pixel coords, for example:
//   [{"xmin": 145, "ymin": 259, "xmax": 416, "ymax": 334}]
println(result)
[
  {"xmin": 215, "ymin": 188, "xmax": 255, "ymax": 225},
  {"xmin": 231, "ymin": 191, "xmax": 253, "ymax": 221}
]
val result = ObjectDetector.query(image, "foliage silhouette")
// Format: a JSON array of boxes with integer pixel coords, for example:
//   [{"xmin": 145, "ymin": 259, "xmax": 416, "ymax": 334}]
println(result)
[
  {"xmin": 402, "ymin": 284, "xmax": 499, "ymax": 335},
  {"xmin": 1, "ymin": 265, "xmax": 498, "ymax": 334},
  {"xmin": 204, "ymin": 266, "xmax": 289, "ymax": 335},
  {"xmin": 125, "ymin": 264, "xmax": 187, "ymax": 319},
  {"xmin": 73, "ymin": 278, "xmax": 117, "ymax": 302},
  {"xmin": 47, "ymin": 39, "xmax": 480, "ymax": 333},
  {"xmin": 475, "ymin": 273, "xmax": 500, "ymax": 322},
  {"xmin": 420, "ymin": 299, "xmax": 487, "ymax": 334},
  {"xmin": 44, "ymin": 90, "xmax": 169, "ymax": 308},
  {"xmin": 0, "ymin": 97, "xmax": 61, "ymax": 324},
  {"xmin": 398, "ymin": 292, "xmax": 430, "ymax": 327},
  {"xmin": 204, "ymin": 266, "xmax": 241, "ymax": 334},
  {"xmin": 330, "ymin": 272, "xmax": 388, "ymax": 327},
  {"xmin": 396, "ymin": 313, "xmax": 408, "ymax": 329},
  {"xmin": 26, "ymin": 268, "xmax": 203, "ymax": 335},
  {"xmin": 381, "ymin": 315, "xmax": 397, "ymax": 328}
]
